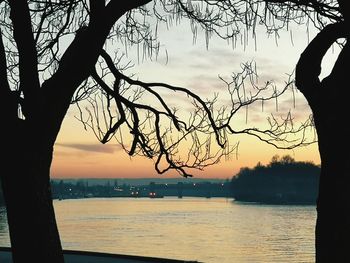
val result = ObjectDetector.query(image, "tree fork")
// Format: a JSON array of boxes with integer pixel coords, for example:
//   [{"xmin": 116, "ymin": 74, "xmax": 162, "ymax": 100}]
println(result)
[{"xmin": 296, "ymin": 20, "xmax": 350, "ymax": 262}]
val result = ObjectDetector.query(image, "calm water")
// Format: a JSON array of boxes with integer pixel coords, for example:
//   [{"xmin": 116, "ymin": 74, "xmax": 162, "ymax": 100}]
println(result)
[{"xmin": 0, "ymin": 197, "xmax": 316, "ymax": 262}]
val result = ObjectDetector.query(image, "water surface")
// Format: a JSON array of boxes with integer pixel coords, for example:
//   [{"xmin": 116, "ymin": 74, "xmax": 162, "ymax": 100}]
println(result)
[{"xmin": 0, "ymin": 197, "xmax": 316, "ymax": 262}]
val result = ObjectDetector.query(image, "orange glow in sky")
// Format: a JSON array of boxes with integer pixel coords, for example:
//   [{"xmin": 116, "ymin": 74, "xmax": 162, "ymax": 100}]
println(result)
[{"xmin": 50, "ymin": 20, "xmax": 331, "ymax": 180}]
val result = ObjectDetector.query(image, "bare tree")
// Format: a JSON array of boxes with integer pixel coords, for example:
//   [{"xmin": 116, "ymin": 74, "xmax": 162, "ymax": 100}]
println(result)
[
  {"xmin": 295, "ymin": 21, "xmax": 349, "ymax": 262},
  {"xmin": 158, "ymin": 0, "xmax": 348, "ymax": 262},
  {"xmin": 0, "ymin": 0, "xmax": 319, "ymax": 262},
  {"xmin": 1, "ymin": 1, "xmax": 155, "ymax": 262}
]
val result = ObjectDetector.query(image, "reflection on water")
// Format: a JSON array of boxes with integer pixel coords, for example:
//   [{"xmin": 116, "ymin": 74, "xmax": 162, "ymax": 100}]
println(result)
[{"xmin": 0, "ymin": 198, "xmax": 316, "ymax": 263}]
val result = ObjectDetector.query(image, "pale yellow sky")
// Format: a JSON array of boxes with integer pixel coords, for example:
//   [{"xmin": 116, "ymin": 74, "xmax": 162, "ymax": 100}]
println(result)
[{"xmin": 51, "ymin": 17, "xmax": 339, "ymax": 179}]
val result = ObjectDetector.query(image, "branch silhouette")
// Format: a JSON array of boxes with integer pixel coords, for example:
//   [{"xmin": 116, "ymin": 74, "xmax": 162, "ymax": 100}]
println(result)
[{"xmin": 74, "ymin": 50, "xmax": 315, "ymax": 177}]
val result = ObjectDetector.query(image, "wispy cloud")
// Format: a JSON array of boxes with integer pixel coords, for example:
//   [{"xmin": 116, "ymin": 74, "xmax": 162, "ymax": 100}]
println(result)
[{"xmin": 55, "ymin": 143, "xmax": 123, "ymax": 154}]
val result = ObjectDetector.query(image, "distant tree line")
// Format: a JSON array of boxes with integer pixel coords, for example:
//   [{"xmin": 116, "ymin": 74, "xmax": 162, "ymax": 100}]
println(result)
[
  {"xmin": 231, "ymin": 155, "xmax": 320, "ymax": 204},
  {"xmin": 0, "ymin": 158, "xmax": 321, "ymax": 206}
]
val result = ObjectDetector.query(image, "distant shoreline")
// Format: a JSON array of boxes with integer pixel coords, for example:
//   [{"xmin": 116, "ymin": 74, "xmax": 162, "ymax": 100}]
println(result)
[
  {"xmin": 51, "ymin": 196, "xmax": 316, "ymax": 206},
  {"xmin": 233, "ymin": 199, "xmax": 316, "ymax": 206},
  {"xmin": 52, "ymin": 195, "xmax": 231, "ymax": 201},
  {"xmin": 51, "ymin": 177, "xmax": 229, "ymax": 186}
]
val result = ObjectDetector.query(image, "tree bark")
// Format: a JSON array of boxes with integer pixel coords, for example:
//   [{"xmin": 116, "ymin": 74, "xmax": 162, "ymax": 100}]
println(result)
[
  {"xmin": 2, "ymin": 132, "xmax": 64, "ymax": 263},
  {"xmin": 296, "ymin": 22, "xmax": 350, "ymax": 262},
  {"xmin": 314, "ymin": 41, "xmax": 350, "ymax": 262},
  {"xmin": 1, "ymin": 2, "xmax": 152, "ymax": 262}
]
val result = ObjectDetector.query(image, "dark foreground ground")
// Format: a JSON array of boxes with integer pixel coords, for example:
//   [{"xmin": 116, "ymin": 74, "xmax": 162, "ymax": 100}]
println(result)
[{"xmin": 0, "ymin": 247, "xmax": 200, "ymax": 263}]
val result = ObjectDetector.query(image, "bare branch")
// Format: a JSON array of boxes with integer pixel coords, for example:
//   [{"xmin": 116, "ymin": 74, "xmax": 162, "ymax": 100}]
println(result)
[
  {"xmin": 74, "ymin": 48, "xmax": 315, "ymax": 177},
  {"xmin": 2, "ymin": 0, "xmax": 322, "ymax": 177},
  {"xmin": 8, "ymin": 0, "xmax": 41, "ymax": 117},
  {"xmin": 295, "ymin": 22, "xmax": 347, "ymax": 102}
]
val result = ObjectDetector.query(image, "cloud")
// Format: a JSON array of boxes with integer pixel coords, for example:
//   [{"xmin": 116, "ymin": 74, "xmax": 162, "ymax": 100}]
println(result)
[{"xmin": 55, "ymin": 143, "xmax": 123, "ymax": 154}]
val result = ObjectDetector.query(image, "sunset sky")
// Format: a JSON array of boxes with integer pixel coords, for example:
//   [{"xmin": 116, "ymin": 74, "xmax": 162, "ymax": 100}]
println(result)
[{"xmin": 51, "ymin": 12, "xmax": 340, "ymax": 180}]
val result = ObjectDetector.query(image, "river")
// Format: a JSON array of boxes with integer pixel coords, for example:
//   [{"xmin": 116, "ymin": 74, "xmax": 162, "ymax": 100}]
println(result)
[{"xmin": 0, "ymin": 197, "xmax": 316, "ymax": 262}]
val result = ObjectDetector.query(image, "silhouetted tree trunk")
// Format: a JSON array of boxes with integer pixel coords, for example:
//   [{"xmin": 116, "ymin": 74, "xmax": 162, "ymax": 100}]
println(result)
[
  {"xmin": 2, "ymin": 139, "xmax": 64, "ymax": 262},
  {"xmin": 296, "ymin": 21, "xmax": 350, "ymax": 262},
  {"xmin": 0, "ymin": 1, "xmax": 151, "ymax": 262},
  {"xmin": 2, "ymin": 1, "xmax": 346, "ymax": 262}
]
